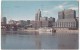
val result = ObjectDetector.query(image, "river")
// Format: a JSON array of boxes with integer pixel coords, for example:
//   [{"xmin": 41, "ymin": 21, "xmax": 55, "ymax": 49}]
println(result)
[{"xmin": 1, "ymin": 32, "xmax": 78, "ymax": 49}]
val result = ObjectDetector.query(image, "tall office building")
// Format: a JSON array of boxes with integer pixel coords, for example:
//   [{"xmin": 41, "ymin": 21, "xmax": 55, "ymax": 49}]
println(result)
[
  {"xmin": 64, "ymin": 9, "xmax": 76, "ymax": 19},
  {"xmin": 35, "ymin": 9, "xmax": 42, "ymax": 21},
  {"xmin": 58, "ymin": 9, "xmax": 76, "ymax": 19},
  {"xmin": 58, "ymin": 11, "xmax": 64, "ymax": 19},
  {"xmin": 1, "ymin": 17, "xmax": 7, "ymax": 25},
  {"xmin": 54, "ymin": 9, "xmax": 78, "ymax": 29}
]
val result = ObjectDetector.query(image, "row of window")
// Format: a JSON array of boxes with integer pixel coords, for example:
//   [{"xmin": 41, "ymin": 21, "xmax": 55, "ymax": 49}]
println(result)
[{"xmin": 55, "ymin": 22, "xmax": 76, "ymax": 28}]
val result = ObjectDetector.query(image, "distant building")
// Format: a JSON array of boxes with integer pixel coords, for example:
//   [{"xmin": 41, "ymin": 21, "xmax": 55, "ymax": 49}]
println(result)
[
  {"xmin": 48, "ymin": 17, "xmax": 55, "ymax": 27},
  {"xmin": 58, "ymin": 11, "xmax": 64, "ymax": 19},
  {"xmin": 55, "ymin": 19, "xmax": 76, "ymax": 28},
  {"xmin": 8, "ymin": 20, "xmax": 27, "ymax": 27},
  {"xmin": 16, "ymin": 20, "xmax": 27, "ymax": 27},
  {"xmin": 41, "ymin": 21, "xmax": 51, "ymax": 27},
  {"xmin": 48, "ymin": 17, "xmax": 55, "ymax": 22},
  {"xmin": 26, "ymin": 20, "xmax": 30, "ymax": 25},
  {"xmin": 54, "ymin": 9, "xmax": 78, "ymax": 29},
  {"xmin": 58, "ymin": 9, "xmax": 76, "ymax": 19},
  {"xmin": 35, "ymin": 9, "xmax": 42, "ymax": 21},
  {"xmin": 36, "ymin": 21, "xmax": 42, "ymax": 28},
  {"xmin": 8, "ymin": 20, "xmax": 16, "ymax": 24},
  {"xmin": 34, "ymin": 9, "xmax": 55, "ymax": 28},
  {"xmin": 30, "ymin": 20, "xmax": 54, "ymax": 29},
  {"xmin": 64, "ymin": 9, "xmax": 76, "ymax": 19},
  {"xmin": 1, "ymin": 17, "xmax": 7, "ymax": 25},
  {"xmin": 76, "ymin": 17, "xmax": 79, "ymax": 29},
  {"xmin": 40, "ymin": 17, "xmax": 48, "ymax": 21},
  {"xmin": 30, "ymin": 21, "xmax": 42, "ymax": 29}
]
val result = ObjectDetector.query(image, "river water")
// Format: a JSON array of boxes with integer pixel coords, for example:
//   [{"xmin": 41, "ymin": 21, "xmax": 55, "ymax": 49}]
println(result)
[{"xmin": 1, "ymin": 32, "xmax": 78, "ymax": 49}]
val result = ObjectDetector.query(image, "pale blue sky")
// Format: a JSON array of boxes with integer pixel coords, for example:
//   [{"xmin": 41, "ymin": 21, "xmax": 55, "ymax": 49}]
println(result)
[{"xmin": 2, "ymin": 1, "xmax": 79, "ymax": 21}]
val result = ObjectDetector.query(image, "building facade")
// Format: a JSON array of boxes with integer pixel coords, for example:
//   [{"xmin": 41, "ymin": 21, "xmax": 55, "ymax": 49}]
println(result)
[
  {"xmin": 34, "ymin": 9, "xmax": 55, "ymax": 29},
  {"xmin": 35, "ymin": 9, "xmax": 42, "ymax": 21},
  {"xmin": 30, "ymin": 20, "xmax": 54, "ymax": 29},
  {"xmin": 1, "ymin": 17, "xmax": 7, "ymax": 25},
  {"xmin": 30, "ymin": 21, "xmax": 42, "ymax": 29},
  {"xmin": 64, "ymin": 9, "xmax": 76, "ymax": 19},
  {"xmin": 54, "ymin": 9, "xmax": 78, "ymax": 29},
  {"xmin": 58, "ymin": 11, "xmax": 64, "ymax": 19},
  {"xmin": 40, "ymin": 17, "xmax": 48, "ymax": 21},
  {"xmin": 8, "ymin": 20, "xmax": 16, "ymax": 24},
  {"xmin": 55, "ymin": 19, "xmax": 76, "ymax": 28},
  {"xmin": 48, "ymin": 17, "xmax": 55, "ymax": 22}
]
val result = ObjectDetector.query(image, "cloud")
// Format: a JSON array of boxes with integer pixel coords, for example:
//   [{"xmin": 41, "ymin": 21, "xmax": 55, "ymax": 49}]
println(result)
[
  {"xmin": 42, "ymin": 10, "xmax": 50, "ymax": 16},
  {"xmin": 42, "ymin": 2, "xmax": 78, "ymax": 17},
  {"xmin": 43, "ymin": 11, "xmax": 49, "ymax": 13},
  {"xmin": 42, "ymin": 2, "xmax": 68, "ymax": 15},
  {"xmin": 76, "ymin": 0, "xmax": 79, "ymax": 1},
  {"xmin": 58, "ymin": 5, "xmax": 64, "ymax": 9},
  {"xmin": 62, "ymin": 2, "xmax": 68, "ymax": 5},
  {"xmin": 53, "ymin": 2, "xmax": 68, "ymax": 10},
  {"xmin": 68, "ymin": 7, "xmax": 78, "ymax": 10}
]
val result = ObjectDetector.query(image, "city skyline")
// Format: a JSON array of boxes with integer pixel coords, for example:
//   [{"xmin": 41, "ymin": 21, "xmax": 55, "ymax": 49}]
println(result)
[{"xmin": 2, "ymin": 1, "xmax": 78, "ymax": 22}]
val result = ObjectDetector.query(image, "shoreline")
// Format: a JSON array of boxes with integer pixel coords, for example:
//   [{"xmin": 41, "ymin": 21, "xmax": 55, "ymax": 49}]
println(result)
[{"xmin": 1, "ymin": 29, "xmax": 79, "ymax": 35}]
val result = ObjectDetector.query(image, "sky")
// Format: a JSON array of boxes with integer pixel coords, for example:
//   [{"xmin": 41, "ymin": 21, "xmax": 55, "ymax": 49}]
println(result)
[{"xmin": 1, "ymin": 1, "xmax": 79, "ymax": 22}]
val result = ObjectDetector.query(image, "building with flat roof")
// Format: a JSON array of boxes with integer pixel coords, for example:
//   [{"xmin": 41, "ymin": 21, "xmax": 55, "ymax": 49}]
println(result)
[
  {"xmin": 64, "ymin": 9, "xmax": 76, "ymax": 19},
  {"xmin": 54, "ymin": 9, "xmax": 78, "ymax": 29},
  {"xmin": 30, "ymin": 21, "xmax": 42, "ymax": 29},
  {"xmin": 8, "ymin": 20, "xmax": 16, "ymax": 25},
  {"xmin": 30, "ymin": 20, "xmax": 54, "ymax": 29},
  {"xmin": 1, "ymin": 17, "xmax": 7, "ymax": 25},
  {"xmin": 58, "ymin": 11, "xmax": 64, "ymax": 19},
  {"xmin": 55, "ymin": 19, "xmax": 76, "ymax": 28},
  {"xmin": 40, "ymin": 17, "xmax": 48, "ymax": 21}
]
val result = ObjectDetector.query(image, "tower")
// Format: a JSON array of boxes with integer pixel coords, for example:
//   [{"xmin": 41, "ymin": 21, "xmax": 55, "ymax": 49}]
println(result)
[{"xmin": 35, "ymin": 9, "xmax": 42, "ymax": 21}]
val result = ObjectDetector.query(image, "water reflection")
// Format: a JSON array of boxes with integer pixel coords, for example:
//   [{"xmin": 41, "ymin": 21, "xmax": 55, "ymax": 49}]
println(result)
[
  {"xmin": 35, "ymin": 35, "xmax": 41, "ymax": 49},
  {"xmin": 1, "ymin": 32, "xmax": 78, "ymax": 49},
  {"xmin": 56, "ymin": 33, "xmax": 78, "ymax": 49}
]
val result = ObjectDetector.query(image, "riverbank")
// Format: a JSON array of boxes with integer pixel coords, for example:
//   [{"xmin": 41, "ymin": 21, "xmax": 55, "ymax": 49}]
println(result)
[
  {"xmin": 1, "ymin": 29, "xmax": 78, "ymax": 35},
  {"xmin": 1, "ymin": 30, "xmax": 39, "ymax": 35}
]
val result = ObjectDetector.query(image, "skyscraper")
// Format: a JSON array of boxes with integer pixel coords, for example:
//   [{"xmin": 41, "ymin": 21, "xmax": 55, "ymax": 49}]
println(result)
[{"xmin": 35, "ymin": 9, "xmax": 42, "ymax": 21}]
